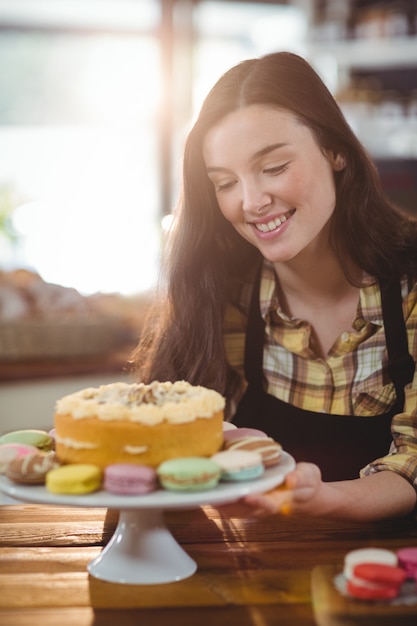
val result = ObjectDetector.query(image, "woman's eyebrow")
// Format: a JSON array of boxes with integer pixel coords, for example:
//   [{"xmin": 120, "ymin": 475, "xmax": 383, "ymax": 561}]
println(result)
[
  {"xmin": 206, "ymin": 165, "xmax": 230, "ymax": 174},
  {"xmin": 251, "ymin": 142, "xmax": 288, "ymax": 162},
  {"xmin": 206, "ymin": 142, "xmax": 288, "ymax": 174}
]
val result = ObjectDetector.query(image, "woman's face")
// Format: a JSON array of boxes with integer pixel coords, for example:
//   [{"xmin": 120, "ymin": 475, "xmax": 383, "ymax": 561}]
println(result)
[{"xmin": 202, "ymin": 105, "xmax": 340, "ymax": 267}]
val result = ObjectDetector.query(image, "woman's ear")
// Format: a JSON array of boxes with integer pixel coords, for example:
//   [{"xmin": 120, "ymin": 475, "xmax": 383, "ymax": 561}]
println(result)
[{"xmin": 332, "ymin": 153, "xmax": 346, "ymax": 171}]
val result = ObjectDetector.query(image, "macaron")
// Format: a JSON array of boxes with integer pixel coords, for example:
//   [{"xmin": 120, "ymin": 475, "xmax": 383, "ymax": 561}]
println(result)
[
  {"xmin": 0, "ymin": 429, "xmax": 54, "ymax": 452},
  {"xmin": 224, "ymin": 436, "xmax": 282, "ymax": 467},
  {"xmin": 223, "ymin": 427, "xmax": 268, "ymax": 443},
  {"xmin": 48, "ymin": 429, "xmax": 57, "ymax": 449},
  {"xmin": 343, "ymin": 548, "xmax": 402, "ymax": 601},
  {"xmin": 157, "ymin": 457, "xmax": 221, "ymax": 492},
  {"xmin": 46, "ymin": 463, "xmax": 102, "ymax": 495},
  {"xmin": 353, "ymin": 563, "xmax": 407, "ymax": 587},
  {"xmin": 0, "ymin": 443, "xmax": 39, "ymax": 473},
  {"xmin": 211, "ymin": 449, "xmax": 264, "ymax": 481},
  {"xmin": 397, "ymin": 547, "xmax": 417, "ymax": 580},
  {"xmin": 344, "ymin": 548, "xmax": 398, "ymax": 580},
  {"xmin": 222, "ymin": 421, "xmax": 237, "ymax": 431},
  {"xmin": 104, "ymin": 463, "xmax": 157, "ymax": 495},
  {"xmin": 6, "ymin": 451, "xmax": 61, "ymax": 485},
  {"xmin": 346, "ymin": 577, "xmax": 400, "ymax": 601}
]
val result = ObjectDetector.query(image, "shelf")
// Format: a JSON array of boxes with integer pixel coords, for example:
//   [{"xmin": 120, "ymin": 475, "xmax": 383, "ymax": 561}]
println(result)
[{"xmin": 307, "ymin": 35, "xmax": 417, "ymax": 69}]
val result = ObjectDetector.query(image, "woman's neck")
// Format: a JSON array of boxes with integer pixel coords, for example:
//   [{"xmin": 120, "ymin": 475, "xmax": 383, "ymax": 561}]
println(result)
[
  {"xmin": 273, "ymin": 251, "xmax": 362, "ymax": 358},
  {"xmin": 273, "ymin": 244, "xmax": 360, "ymax": 304}
]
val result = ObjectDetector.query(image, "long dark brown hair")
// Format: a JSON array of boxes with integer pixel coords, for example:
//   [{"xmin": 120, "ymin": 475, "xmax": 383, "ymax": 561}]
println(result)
[{"xmin": 132, "ymin": 51, "xmax": 417, "ymax": 399}]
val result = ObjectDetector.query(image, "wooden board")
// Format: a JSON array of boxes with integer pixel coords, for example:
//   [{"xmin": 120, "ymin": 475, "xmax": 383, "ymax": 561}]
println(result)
[{"xmin": 311, "ymin": 565, "xmax": 417, "ymax": 626}]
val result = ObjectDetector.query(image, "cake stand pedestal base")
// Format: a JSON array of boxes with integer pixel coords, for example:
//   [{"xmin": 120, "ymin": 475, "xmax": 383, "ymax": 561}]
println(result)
[{"xmin": 87, "ymin": 508, "xmax": 197, "ymax": 584}]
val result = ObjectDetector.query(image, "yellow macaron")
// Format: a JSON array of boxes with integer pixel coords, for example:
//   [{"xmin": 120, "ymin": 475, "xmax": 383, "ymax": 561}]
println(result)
[{"xmin": 46, "ymin": 464, "xmax": 102, "ymax": 495}]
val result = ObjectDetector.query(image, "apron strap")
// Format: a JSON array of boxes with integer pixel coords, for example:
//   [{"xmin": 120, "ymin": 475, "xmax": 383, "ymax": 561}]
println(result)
[
  {"xmin": 243, "ymin": 263, "xmax": 265, "ymax": 388},
  {"xmin": 380, "ymin": 280, "xmax": 415, "ymax": 400}
]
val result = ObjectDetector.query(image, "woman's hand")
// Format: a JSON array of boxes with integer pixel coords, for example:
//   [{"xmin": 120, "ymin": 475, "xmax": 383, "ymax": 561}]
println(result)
[
  {"xmin": 215, "ymin": 462, "xmax": 323, "ymax": 519},
  {"xmin": 242, "ymin": 462, "xmax": 322, "ymax": 516},
  {"xmin": 216, "ymin": 463, "xmax": 417, "ymax": 521}
]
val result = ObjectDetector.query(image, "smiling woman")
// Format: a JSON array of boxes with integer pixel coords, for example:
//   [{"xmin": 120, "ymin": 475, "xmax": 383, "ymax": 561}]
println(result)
[{"xmin": 132, "ymin": 51, "xmax": 417, "ymax": 524}]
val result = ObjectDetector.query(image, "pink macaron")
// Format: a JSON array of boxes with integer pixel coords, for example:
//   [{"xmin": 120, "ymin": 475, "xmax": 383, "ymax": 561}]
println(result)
[
  {"xmin": 222, "ymin": 427, "xmax": 268, "ymax": 443},
  {"xmin": 397, "ymin": 547, "xmax": 417, "ymax": 581},
  {"xmin": 104, "ymin": 464, "xmax": 157, "ymax": 495}
]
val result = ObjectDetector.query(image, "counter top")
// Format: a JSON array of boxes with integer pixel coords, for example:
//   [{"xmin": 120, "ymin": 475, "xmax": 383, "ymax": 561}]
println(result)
[{"xmin": 1, "ymin": 502, "xmax": 417, "ymax": 626}]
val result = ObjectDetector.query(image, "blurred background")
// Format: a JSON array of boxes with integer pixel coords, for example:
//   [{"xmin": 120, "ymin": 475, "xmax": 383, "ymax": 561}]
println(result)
[
  {"xmin": 0, "ymin": 0, "xmax": 417, "ymax": 428},
  {"xmin": 1, "ymin": 0, "xmax": 416, "ymax": 296}
]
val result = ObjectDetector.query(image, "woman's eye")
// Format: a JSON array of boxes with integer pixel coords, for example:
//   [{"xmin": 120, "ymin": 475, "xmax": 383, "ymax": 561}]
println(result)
[
  {"xmin": 264, "ymin": 162, "xmax": 289, "ymax": 175},
  {"xmin": 215, "ymin": 180, "xmax": 236, "ymax": 192}
]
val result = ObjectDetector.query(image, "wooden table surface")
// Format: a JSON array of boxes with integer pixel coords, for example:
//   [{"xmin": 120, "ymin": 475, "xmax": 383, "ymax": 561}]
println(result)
[{"xmin": 1, "ymin": 502, "xmax": 417, "ymax": 626}]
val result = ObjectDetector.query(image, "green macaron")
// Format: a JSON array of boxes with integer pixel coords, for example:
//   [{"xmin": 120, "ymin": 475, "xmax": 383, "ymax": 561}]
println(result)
[
  {"xmin": 157, "ymin": 456, "xmax": 221, "ymax": 492},
  {"xmin": 0, "ymin": 429, "xmax": 54, "ymax": 452}
]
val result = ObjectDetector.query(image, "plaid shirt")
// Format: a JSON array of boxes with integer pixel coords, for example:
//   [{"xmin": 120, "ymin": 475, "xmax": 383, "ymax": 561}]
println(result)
[{"xmin": 224, "ymin": 261, "xmax": 417, "ymax": 487}]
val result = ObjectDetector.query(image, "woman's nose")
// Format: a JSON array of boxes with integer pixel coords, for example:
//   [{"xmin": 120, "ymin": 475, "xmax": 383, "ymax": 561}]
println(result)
[{"xmin": 241, "ymin": 180, "xmax": 271, "ymax": 214}]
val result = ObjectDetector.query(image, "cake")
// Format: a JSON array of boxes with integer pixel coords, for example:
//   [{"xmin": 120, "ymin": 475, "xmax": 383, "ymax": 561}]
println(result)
[{"xmin": 54, "ymin": 380, "xmax": 225, "ymax": 468}]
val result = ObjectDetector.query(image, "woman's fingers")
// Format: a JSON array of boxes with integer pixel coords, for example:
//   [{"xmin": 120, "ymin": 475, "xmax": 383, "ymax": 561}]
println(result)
[
  {"xmin": 243, "ymin": 483, "xmax": 292, "ymax": 515},
  {"xmin": 242, "ymin": 462, "xmax": 322, "ymax": 516},
  {"xmin": 215, "ymin": 463, "xmax": 323, "ymax": 518}
]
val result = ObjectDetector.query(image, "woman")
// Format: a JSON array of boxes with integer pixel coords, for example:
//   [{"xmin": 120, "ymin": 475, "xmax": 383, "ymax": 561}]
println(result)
[{"xmin": 133, "ymin": 52, "xmax": 417, "ymax": 521}]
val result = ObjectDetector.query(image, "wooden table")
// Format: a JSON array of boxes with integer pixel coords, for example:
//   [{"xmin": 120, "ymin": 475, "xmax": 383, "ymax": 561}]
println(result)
[{"xmin": 1, "ymin": 503, "xmax": 417, "ymax": 626}]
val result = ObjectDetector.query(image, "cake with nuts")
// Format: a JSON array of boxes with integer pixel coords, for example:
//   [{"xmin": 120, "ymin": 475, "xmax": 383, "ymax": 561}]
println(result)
[{"xmin": 54, "ymin": 381, "xmax": 225, "ymax": 468}]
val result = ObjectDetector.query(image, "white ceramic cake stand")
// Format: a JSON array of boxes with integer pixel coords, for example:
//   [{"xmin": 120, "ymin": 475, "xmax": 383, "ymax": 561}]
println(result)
[{"xmin": 0, "ymin": 452, "xmax": 295, "ymax": 585}]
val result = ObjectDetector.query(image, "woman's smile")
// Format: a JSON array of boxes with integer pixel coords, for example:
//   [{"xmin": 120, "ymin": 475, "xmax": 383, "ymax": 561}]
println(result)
[{"xmin": 251, "ymin": 208, "xmax": 296, "ymax": 236}]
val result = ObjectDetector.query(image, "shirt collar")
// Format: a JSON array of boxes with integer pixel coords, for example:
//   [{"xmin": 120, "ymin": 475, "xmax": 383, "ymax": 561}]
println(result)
[{"xmin": 259, "ymin": 260, "xmax": 383, "ymax": 328}]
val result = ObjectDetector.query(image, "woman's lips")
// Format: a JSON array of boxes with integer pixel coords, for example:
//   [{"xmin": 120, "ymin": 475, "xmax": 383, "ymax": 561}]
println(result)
[{"xmin": 253, "ymin": 208, "xmax": 295, "ymax": 233}]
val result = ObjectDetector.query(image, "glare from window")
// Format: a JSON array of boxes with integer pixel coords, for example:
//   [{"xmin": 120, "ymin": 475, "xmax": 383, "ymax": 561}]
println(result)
[
  {"xmin": 0, "ymin": 0, "xmax": 159, "ymax": 31},
  {"xmin": 9, "ymin": 126, "xmax": 161, "ymax": 295},
  {"xmin": 78, "ymin": 37, "xmax": 161, "ymax": 127},
  {"xmin": 0, "ymin": 30, "xmax": 162, "ymax": 295}
]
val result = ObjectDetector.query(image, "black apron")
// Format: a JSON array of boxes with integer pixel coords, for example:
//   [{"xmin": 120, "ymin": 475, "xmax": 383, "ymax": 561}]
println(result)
[{"xmin": 232, "ymin": 271, "xmax": 415, "ymax": 481}]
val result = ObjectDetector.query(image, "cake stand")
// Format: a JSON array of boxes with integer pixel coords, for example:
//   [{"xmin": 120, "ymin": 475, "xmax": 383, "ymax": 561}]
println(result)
[{"xmin": 0, "ymin": 451, "xmax": 295, "ymax": 585}]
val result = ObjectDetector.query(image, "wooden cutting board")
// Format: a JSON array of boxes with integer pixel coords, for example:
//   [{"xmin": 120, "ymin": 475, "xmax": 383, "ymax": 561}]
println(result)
[{"xmin": 311, "ymin": 564, "xmax": 417, "ymax": 626}]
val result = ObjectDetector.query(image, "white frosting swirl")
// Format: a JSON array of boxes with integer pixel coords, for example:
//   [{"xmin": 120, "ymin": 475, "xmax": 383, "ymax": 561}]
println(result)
[{"xmin": 55, "ymin": 380, "xmax": 225, "ymax": 425}]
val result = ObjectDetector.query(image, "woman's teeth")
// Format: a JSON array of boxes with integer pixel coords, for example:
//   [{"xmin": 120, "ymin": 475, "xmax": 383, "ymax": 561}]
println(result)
[{"xmin": 254, "ymin": 212, "xmax": 290, "ymax": 233}]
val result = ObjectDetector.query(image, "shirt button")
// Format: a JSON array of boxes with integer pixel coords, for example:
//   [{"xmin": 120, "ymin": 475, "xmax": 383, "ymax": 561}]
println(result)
[
  {"xmin": 354, "ymin": 318, "xmax": 366, "ymax": 330},
  {"xmin": 341, "ymin": 332, "xmax": 350, "ymax": 343}
]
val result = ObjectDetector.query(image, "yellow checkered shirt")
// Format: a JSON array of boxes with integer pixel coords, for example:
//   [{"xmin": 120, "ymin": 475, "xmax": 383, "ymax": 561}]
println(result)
[{"xmin": 224, "ymin": 261, "xmax": 417, "ymax": 487}]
